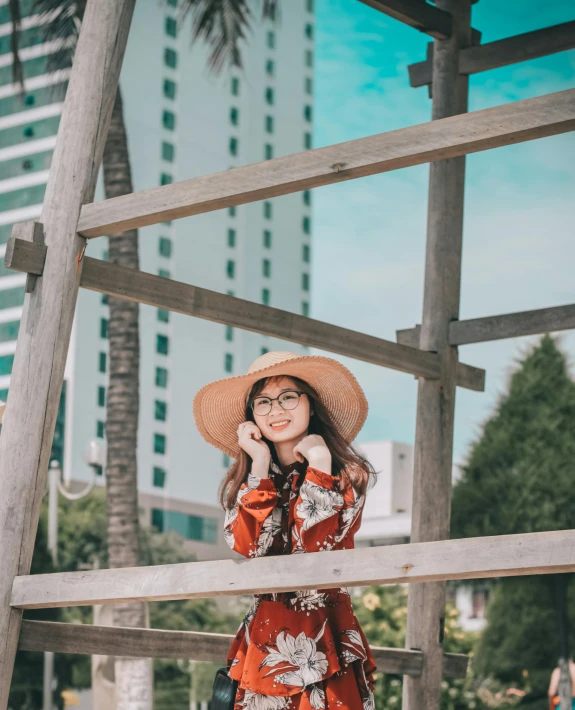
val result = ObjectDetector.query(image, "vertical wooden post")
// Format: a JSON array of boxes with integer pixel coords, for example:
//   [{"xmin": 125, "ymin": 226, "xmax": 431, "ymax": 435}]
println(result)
[
  {"xmin": 0, "ymin": 1, "xmax": 135, "ymax": 704},
  {"xmin": 402, "ymin": 2, "xmax": 472, "ymax": 709}
]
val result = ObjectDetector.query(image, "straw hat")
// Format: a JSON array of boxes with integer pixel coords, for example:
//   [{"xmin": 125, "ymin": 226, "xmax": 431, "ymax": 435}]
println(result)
[{"xmin": 193, "ymin": 351, "xmax": 368, "ymax": 458}]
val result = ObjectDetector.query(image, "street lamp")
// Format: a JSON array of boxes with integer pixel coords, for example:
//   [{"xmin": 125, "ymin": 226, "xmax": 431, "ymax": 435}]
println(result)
[{"xmin": 44, "ymin": 438, "xmax": 106, "ymax": 710}]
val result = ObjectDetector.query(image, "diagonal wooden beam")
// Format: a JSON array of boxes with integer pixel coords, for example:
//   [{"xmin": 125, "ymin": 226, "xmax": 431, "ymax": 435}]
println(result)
[
  {"xmin": 11, "ymin": 529, "xmax": 575, "ymax": 610},
  {"xmin": 76, "ymin": 89, "xmax": 575, "ymax": 238},
  {"xmin": 408, "ymin": 21, "xmax": 575, "ymax": 87},
  {"xmin": 4, "ymin": 238, "xmax": 485, "ymax": 392},
  {"xmin": 358, "ymin": 0, "xmax": 452, "ymax": 39},
  {"xmin": 16, "ymin": 620, "xmax": 469, "ymax": 678}
]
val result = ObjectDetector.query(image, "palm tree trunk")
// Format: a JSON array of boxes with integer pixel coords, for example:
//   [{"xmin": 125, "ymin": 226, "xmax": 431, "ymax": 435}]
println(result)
[{"xmin": 102, "ymin": 87, "xmax": 152, "ymax": 710}]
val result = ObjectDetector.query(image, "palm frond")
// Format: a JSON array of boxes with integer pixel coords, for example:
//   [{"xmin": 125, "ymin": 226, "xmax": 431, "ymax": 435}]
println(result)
[
  {"xmin": 32, "ymin": 0, "xmax": 84, "ymax": 75},
  {"xmin": 8, "ymin": 0, "xmax": 24, "ymax": 88}
]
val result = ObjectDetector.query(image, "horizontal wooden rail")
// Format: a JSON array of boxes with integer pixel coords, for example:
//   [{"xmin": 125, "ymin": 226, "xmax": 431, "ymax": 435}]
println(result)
[
  {"xmin": 11, "ymin": 529, "xmax": 575, "ymax": 610},
  {"xmin": 396, "ymin": 303, "xmax": 575, "ymax": 347},
  {"xmin": 357, "ymin": 0, "xmax": 453, "ymax": 39},
  {"xmin": 76, "ymin": 90, "xmax": 575, "ymax": 237},
  {"xmin": 17, "ymin": 620, "xmax": 469, "ymax": 678},
  {"xmin": 408, "ymin": 21, "xmax": 575, "ymax": 87},
  {"xmin": 4, "ymin": 238, "xmax": 485, "ymax": 391}
]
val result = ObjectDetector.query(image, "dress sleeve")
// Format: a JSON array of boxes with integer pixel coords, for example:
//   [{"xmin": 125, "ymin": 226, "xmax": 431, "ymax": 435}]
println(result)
[
  {"xmin": 291, "ymin": 466, "xmax": 365, "ymax": 553},
  {"xmin": 224, "ymin": 474, "xmax": 279, "ymax": 558}
]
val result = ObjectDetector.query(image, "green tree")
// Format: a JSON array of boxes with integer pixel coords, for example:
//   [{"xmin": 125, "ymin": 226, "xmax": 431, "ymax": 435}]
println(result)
[{"xmin": 451, "ymin": 335, "xmax": 575, "ymax": 707}]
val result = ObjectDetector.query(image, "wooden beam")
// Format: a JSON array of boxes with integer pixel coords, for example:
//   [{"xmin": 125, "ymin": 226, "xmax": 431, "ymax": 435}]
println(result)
[
  {"xmin": 0, "ymin": 2, "xmax": 135, "ymax": 706},
  {"xmin": 357, "ymin": 0, "xmax": 452, "ymax": 39},
  {"xmin": 16, "ymin": 620, "xmax": 469, "ymax": 678},
  {"xmin": 397, "ymin": 304, "xmax": 575, "ymax": 346},
  {"xmin": 11, "ymin": 529, "xmax": 575, "ymax": 610},
  {"xmin": 76, "ymin": 89, "xmax": 575, "ymax": 238},
  {"xmin": 4, "ymin": 240, "xmax": 485, "ymax": 392},
  {"xmin": 409, "ymin": 21, "xmax": 575, "ymax": 88}
]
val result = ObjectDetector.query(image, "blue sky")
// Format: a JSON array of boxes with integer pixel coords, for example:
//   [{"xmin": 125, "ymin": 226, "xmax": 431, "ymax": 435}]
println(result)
[{"xmin": 310, "ymin": 0, "xmax": 575, "ymax": 465}]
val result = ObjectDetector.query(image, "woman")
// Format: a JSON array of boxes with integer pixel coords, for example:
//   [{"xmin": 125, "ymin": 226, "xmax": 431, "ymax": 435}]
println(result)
[{"xmin": 194, "ymin": 350, "xmax": 377, "ymax": 710}]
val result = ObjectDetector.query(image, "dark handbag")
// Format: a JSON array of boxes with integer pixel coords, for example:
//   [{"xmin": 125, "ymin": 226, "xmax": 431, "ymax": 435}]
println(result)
[{"xmin": 211, "ymin": 666, "xmax": 238, "ymax": 710}]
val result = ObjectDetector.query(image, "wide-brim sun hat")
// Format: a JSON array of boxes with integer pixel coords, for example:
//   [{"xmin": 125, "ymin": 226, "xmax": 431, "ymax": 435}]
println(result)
[{"xmin": 193, "ymin": 351, "xmax": 368, "ymax": 458}]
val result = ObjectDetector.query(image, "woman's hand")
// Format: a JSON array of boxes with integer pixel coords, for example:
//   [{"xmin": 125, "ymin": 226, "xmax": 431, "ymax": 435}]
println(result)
[
  {"xmin": 237, "ymin": 421, "xmax": 271, "ymax": 478},
  {"xmin": 293, "ymin": 434, "xmax": 332, "ymax": 474}
]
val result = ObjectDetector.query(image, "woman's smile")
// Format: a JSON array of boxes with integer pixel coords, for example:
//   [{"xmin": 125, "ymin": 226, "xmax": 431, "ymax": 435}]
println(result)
[{"xmin": 269, "ymin": 419, "xmax": 291, "ymax": 431}]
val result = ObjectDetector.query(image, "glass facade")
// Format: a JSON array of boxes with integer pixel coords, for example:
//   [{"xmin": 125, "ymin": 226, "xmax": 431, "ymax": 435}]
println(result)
[{"xmin": 151, "ymin": 508, "xmax": 218, "ymax": 543}]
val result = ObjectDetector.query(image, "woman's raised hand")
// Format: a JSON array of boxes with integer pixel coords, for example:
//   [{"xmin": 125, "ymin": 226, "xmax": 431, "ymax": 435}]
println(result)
[
  {"xmin": 237, "ymin": 422, "xmax": 271, "ymax": 476},
  {"xmin": 293, "ymin": 434, "xmax": 332, "ymax": 474}
]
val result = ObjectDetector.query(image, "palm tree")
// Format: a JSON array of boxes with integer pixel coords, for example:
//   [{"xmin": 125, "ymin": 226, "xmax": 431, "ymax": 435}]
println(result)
[{"xmin": 8, "ymin": 0, "xmax": 277, "ymax": 707}]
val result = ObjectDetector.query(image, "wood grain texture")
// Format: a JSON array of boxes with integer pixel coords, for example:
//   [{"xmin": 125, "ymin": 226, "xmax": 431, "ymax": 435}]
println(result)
[
  {"xmin": 409, "ymin": 21, "xmax": 575, "ymax": 87},
  {"xmin": 17, "ymin": 620, "xmax": 467, "ymax": 678},
  {"xmin": 10, "ymin": 529, "xmax": 575, "ymax": 610},
  {"xmin": 357, "ymin": 0, "xmax": 452, "ymax": 39},
  {"xmin": 0, "ymin": 1, "xmax": 135, "ymax": 706},
  {"xmin": 4, "ymin": 224, "xmax": 46, "ymax": 276},
  {"xmin": 77, "ymin": 89, "xmax": 575, "ymax": 238}
]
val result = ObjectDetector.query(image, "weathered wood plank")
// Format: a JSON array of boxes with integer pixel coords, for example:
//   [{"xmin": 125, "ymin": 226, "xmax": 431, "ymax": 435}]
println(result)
[
  {"xmin": 17, "ymin": 620, "xmax": 467, "ymax": 678},
  {"xmin": 11, "ymin": 529, "xmax": 575, "ymax": 610},
  {"xmin": 396, "ymin": 325, "xmax": 421, "ymax": 348},
  {"xmin": 408, "ymin": 21, "xmax": 575, "ymax": 87},
  {"xmin": 4, "ymin": 225, "xmax": 46, "ymax": 277},
  {"xmin": 0, "ymin": 1, "xmax": 135, "ymax": 706},
  {"xmin": 357, "ymin": 0, "xmax": 452, "ymax": 39},
  {"xmin": 76, "ymin": 89, "xmax": 575, "ymax": 238}
]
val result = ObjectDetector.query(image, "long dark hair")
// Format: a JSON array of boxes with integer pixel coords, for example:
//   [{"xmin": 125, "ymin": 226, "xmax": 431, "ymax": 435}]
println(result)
[{"xmin": 219, "ymin": 375, "xmax": 377, "ymax": 510}]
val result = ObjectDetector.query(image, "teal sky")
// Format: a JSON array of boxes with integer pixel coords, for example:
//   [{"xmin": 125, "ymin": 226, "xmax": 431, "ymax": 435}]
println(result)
[{"xmin": 310, "ymin": 0, "xmax": 575, "ymax": 464}]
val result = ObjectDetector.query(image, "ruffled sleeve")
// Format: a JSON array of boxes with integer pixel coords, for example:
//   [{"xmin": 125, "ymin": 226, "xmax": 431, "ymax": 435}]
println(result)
[
  {"xmin": 292, "ymin": 466, "xmax": 365, "ymax": 553},
  {"xmin": 224, "ymin": 473, "xmax": 280, "ymax": 558}
]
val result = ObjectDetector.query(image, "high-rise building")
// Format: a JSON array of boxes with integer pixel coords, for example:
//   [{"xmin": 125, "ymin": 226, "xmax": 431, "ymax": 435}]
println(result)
[{"xmin": 0, "ymin": 0, "xmax": 314, "ymax": 545}]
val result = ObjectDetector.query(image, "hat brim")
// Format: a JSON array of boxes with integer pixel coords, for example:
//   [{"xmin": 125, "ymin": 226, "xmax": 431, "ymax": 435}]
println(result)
[{"xmin": 193, "ymin": 355, "xmax": 368, "ymax": 458}]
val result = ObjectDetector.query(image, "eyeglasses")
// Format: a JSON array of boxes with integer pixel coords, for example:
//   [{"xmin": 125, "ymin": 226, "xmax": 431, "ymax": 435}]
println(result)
[{"xmin": 250, "ymin": 390, "xmax": 304, "ymax": 417}]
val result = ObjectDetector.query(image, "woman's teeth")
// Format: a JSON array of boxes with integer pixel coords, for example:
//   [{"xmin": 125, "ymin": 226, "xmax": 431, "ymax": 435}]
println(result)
[{"xmin": 270, "ymin": 420, "xmax": 289, "ymax": 429}]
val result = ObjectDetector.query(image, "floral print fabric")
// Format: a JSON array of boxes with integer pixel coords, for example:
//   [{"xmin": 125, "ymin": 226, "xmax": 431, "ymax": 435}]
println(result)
[{"xmin": 224, "ymin": 461, "xmax": 376, "ymax": 710}]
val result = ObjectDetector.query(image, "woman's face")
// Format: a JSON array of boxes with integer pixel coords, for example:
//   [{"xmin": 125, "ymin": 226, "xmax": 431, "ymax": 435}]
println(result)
[{"xmin": 251, "ymin": 376, "xmax": 311, "ymax": 445}]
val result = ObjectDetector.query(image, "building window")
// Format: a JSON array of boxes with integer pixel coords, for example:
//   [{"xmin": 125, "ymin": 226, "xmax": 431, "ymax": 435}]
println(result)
[
  {"xmin": 304, "ymin": 132, "xmax": 312, "ymax": 150},
  {"xmin": 305, "ymin": 77, "xmax": 313, "ymax": 94},
  {"xmin": 227, "ymin": 228, "xmax": 236, "ymax": 248},
  {"xmin": 153, "ymin": 467, "xmax": 166, "ymax": 488},
  {"xmin": 157, "ymin": 334, "xmax": 169, "ymax": 355},
  {"xmin": 23, "ymin": 126, "xmax": 34, "ymax": 138},
  {"xmin": 96, "ymin": 420, "xmax": 105, "ymax": 438},
  {"xmin": 158, "ymin": 268, "xmax": 171, "ymax": 279},
  {"xmin": 264, "ymin": 144, "xmax": 273, "ymax": 160},
  {"xmin": 160, "ymin": 173, "xmax": 173, "ymax": 186},
  {"xmin": 261, "ymin": 347, "xmax": 269, "ymax": 355},
  {"xmin": 263, "ymin": 230, "xmax": 272, "ymax": 249},
  {"xmin": 229, "ymin": 137, "xmax": 239, "ymax": 156},
  {"xmin": 165, "ymin": 17, "xmax": 177, "ymax": 37},
  {"xmin": 306, "ymin": 0, "xmax": 314, "ymax": 12},
  {"xmin": 151, "ymin": 508, "xmax": 164, "ymax": 532},
  {"xmin": 303, "ymin": 190, "xmax": 311, "ymax": 206},
  {"xmin": 305, "ymin": 23, "xmax": 314, "ymax": 40},
  {"xmin": 100, "ymin": 318, "xmax": 108, "ymax": 339},
  {"xmin": 304, "ymin": 105, "xmax": 312, "ymax": 122},
  {"xmin": 154, "ymin": 433, "xmax": 167, "ymax": 455},
  {"xmin": 262, "ymin": 288, "xmax": 270, "ymax": 306},
  {"xmin": 157, "ymin": 308, "xmax": 170, "ymax": 323},
  {"xmin": 267, "ymin": 31, "xmax": 275, "ymax": 49},
  {"xmin": 265, "ymin": 115, "xmax": 274, "ymax": 133},
  {"xmin": 97, "ymin": 386, "xmax": 106, "ymax": 407},
  {"xmin": 156, "ymin": 367, "xmax": 168, "ymax": 388},
  {"xmin": 225, "ymin": 325, "xmax": 234, "ymax": 341},
  {"xmin": 230, "ymin": 107, "xmax": 239, "ymax": 125},
  {"xmin": 223, "ymin": 453, "xmax": 231, "ymax": 468},
  {"xmin": 24, "ymin": 94, "xmax": 35, "ymax": 106},
  {"xmin": 163, "ymin": 78, "xmax": 176, "ymax": 100},
  {"xmin": 265, "ymin": 87, "xmax": 274, "ymax": 105},
  {"xmin": 159, "ymin": 237, "xmax": 172, "ymax": 258},
  {"xmin": 162, "ymin": 141, "xmax": 175, "ymax": 162},
  {"xmin": 167, "ymin": 0, "xmax": 177, "ymax": 6},
  {"xmin": 263, "ymin": 259, "xmax": 271, "ymax": 278},
  {"xmin": 264, "ymin": 202, "xmax": 272, "ymax": 219},
  {"xmin": 155, "ymin": 400, "xmax": 167, "ymax": 421},
  {"xmin": 227, "ymin": 289, "xmax": 235, "ymax": 297},
  {"xmin": 302, "ymin": 301, "xmax": 309, "ymax": 317},
  {"xmin": 226, "ymin": 260, "xmax": 235, "ymax": 279},
  {"xmin": 101, "ymin": 294, "xmax": 109, "ymax": 306},
  {"xmin": 98, "ymin": 352, "xmax": 107, "ymax": 373},
  {"xmin": 228, "ymin": 206, "xmax": 236, "ymax": 217},
  {"xmin": 162, "ymin": 110, "xmax": 176, "ymax": 130},
  {"xmin": 305, "ymin": 49, "xmax": 313, "ymax": 67},
  {"xmin": 266, "ymin": 59, "xmax": 275, "ymax": 77},
  {"xmin": 303, "ymin": 216, "xmax": 311, "ymax": 234},
  {"xmin": 302, "ymin": 273, "xmax": 310, "ymax": 291},
  {"xmin": 231, "ymin": 77, "xmax": 239, "ymax": 96},
  {"xmin": 225, "ymin": 353, "xmax": 233, "ymax": 373},
  {"xmin": 303, "ymin": 244, "xmax": 310, "ymax": 262},
  {"xmin": 164, "ymin": 47, "xmax": 178, "ymax": 69}
]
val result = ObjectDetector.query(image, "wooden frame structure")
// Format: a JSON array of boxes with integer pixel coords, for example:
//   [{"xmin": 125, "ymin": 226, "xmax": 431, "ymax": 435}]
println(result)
[{"xmin": 0, "ymin": 0, "xmax": 573, "ymax": 706}]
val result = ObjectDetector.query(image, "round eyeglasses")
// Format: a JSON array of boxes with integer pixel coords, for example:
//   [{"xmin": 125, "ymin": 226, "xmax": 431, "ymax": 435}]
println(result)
[{"xmin": 250, "ymin": 390, "xmax": 304, "ymax": 417}]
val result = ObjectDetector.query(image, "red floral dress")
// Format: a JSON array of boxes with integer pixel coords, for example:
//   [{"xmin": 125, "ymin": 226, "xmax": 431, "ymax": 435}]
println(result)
[{"xmin": 224, "ymin": 460, "xmax": 376, "ymax": 710}]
